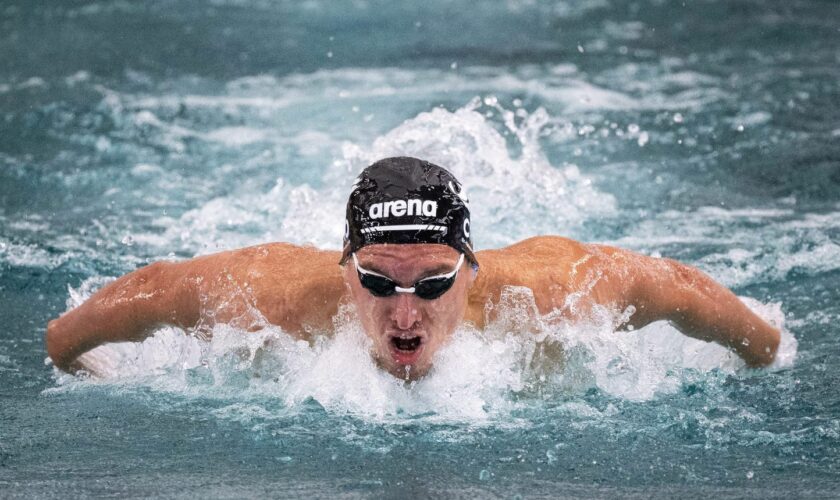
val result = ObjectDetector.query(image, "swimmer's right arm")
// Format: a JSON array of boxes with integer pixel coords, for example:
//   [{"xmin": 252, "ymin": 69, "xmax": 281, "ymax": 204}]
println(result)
[{"xmin": 45, "ymin": 259, "xmax": 203, "ymax": 373}]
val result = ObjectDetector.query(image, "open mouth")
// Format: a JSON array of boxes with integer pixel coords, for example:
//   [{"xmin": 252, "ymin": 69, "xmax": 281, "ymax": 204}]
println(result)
[
  {"xmin": 391, "ymin": 336, "xmax": 423, "ymax": 352},
  {"xmin": 386, "ymin": 332, "xmax": 426, "ymax": 367}
]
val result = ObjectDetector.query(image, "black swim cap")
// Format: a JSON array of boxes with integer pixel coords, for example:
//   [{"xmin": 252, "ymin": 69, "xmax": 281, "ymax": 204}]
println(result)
[{"xmin": 340, "ymin": 157, "xmax": 477, "ymax": 267}]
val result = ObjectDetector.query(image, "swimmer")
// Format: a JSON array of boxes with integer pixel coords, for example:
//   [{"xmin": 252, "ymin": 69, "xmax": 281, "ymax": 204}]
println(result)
[{"xmin": 45, "ymin": 157, "xmax": 781, "ymax": 379}]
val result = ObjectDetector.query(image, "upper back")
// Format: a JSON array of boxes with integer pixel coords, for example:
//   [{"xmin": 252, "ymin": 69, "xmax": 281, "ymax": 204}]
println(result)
[
  {"xmin": 199, "ymin": 243, "xmax": 345, "ymax": 336},
  {"xmin": 466, "ymin": 236, "xmax": 597, "ymax": 324}
]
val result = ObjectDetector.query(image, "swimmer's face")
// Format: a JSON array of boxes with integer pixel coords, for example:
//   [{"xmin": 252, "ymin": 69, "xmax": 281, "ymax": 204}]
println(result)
[{"xmin": 342, "ymin": 244, "xmax": 475, "ymax": 380}]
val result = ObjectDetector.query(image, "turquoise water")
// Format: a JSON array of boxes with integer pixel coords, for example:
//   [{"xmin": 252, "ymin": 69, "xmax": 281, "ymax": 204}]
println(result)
[{"xmin": 2, "ymin": 0, "xmax": 839, "ymax": 497}]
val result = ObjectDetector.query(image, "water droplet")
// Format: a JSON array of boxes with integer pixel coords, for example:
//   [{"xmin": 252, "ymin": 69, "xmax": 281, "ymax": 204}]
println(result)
[
  {"xmin": 577, "ymin": 44, "xmax": 584, "ymax": 53},
  {"xmin": 479, "ymin": 469, "xmax": 491, "ymax": 481},
  {"xmin": 741, "ymin": 338, "xmax": 751, "ymax": 346},
  {"xmin": 483, "ymin": 95, "xmax": 498, "ymax": 106},
  {"xmin": 746, "ymin": 470, "xmax": 754, "ymax": 479},
  {"xmin": 546, "ymin": 450, "xmax": 557, "ymax": 464},
  {"xmin": 326, "ymin": 51, "xmax": 333, "ymax": 58},
  {"xmin": 450, "ymin": 61, "xmax": 458, "ymax": 70},
  {"xmin": 628, "ymin": 123, "xmax": 640, "ymax": 134},
  {"xmin": 637, "ymin": 131, "xmax": 649, "ymax": 146},
  {"xmin": 121, "ymin": 235, "xmax": 134, "ymax": 246},
  {"xmin": 737, "ymin": 124, "xmax": 745, "ymax": 132},
  {"xmin": 673, "ymin": 113, "xmax": 684, "ymax": 123}
]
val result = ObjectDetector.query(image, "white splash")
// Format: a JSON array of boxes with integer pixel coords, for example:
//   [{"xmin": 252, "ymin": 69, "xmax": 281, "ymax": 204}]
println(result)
[
  {"xmin": 50, "ymin": 277, "xmax": 797, "ymax": 423},
  {"xmin": 142, "ymin": 98, "xmax": 614, "ymax": 255}
]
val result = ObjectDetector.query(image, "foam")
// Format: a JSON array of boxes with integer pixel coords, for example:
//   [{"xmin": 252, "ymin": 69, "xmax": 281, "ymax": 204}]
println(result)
[
  {"xmin": 0, "ymin": 237, "xmax": 67, "ymax": 269},
  {"xmin": 608, "ymin": 206, "xmax": 840, "ymax": 288},
  {"xmin": 50, "ymin": 277, "xmax": 796, "ymax": 426},
  {"xmin": 116, "ymin": 65, "xmax": 646, "ymax": 116},
  {"xmin": 138, "ymin": 98, "xmax": 614, "ymax": 255}
]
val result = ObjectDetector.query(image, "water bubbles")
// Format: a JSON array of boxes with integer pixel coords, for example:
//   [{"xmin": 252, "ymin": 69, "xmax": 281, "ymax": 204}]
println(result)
[
  {"xmin": 326, "ymin": 51, "xmax": 333, "ymax": 58},
  {"xmin": 479, "ymin": 469, "xmax": 492, "ymax": 481},
  {"xmin": 673, "ymin": 112, "xmax": 684, "ymax": 123},
  {"xmin": 627, "ymin": 123, "xmax": 640, "ymax": 134},
  {"xmin": 577, "ymin": 44, "xmax": 585, "ymax": 53},
  {"xmin": 578, "ymin": 124, "xmax": 595, "ymax": 136},
  {"xmin": 546, "ymin": 450, "xmax": 557, "ymax": 464},
  {"xmin": 746, "ymin": 470, "xmax": 754, "ymax": 479},
  {"xmin": 483, "ymin": 95, "xmax": 498, "ymax": 106},
  {"xmin": 637, "ymin": 131, "xmax": 649, "ymax": 147},
  {"xmin": 121, "ymin": 235, "xmax": 135, "ymax": 246}
]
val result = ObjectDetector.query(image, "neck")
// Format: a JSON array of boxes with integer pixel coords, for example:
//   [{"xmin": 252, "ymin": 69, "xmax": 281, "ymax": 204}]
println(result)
[{"xmin": 465, "ymin": 252, "xmax": 498, "ymax": 328}]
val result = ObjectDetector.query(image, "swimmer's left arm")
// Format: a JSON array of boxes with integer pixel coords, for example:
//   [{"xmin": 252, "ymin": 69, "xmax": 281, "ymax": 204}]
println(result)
[{"xmin": 595, "ymin": 247, "xmax": 781, "ymax": 367}]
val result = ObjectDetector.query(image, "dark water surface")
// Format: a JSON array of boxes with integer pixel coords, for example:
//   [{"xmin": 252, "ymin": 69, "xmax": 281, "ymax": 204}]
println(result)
[{"xmin": 2, "ymin": 0, "xmax": 839, "ymax": 498}]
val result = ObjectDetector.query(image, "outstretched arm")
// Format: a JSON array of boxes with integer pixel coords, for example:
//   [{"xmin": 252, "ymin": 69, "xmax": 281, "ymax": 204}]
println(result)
[
  {"xmin": 45, "ymin": 259, "xmax": 203, "ymax": 373},
  {"xmin": 592, "ymin": 246, "xmax": 781, "ymax": 367},
  {"xmin": 45, "ymin": 243, "xmax": 345, "ymax": 373}
]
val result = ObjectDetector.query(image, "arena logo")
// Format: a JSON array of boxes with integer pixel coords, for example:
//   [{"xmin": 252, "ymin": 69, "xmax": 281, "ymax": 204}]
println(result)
[{"xmin": 368, "ymin": 199, "xmax": 437, "ymax": 219}]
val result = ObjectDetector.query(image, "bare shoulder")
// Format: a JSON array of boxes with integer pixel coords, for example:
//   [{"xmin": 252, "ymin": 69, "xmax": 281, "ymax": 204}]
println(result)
[
  {"xmin": 470, "ymin": 236, "xmax": 597, "ymax": 316},
  {"xmin": 188, "ymin": 243, "xmax": 345, "ymax": 336},
  {"xmin": 469, "ymin": 236, "xmax": 658, "ymax": 318},
  {"xmin": 475, "ymin": 236, "xmax": 596, "ymax": 276}
]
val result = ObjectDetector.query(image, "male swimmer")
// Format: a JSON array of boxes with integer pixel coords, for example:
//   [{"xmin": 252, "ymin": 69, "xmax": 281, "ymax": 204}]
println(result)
[{"xmin": 46, "ymin": 157, "xmax": 781, "ymax": 380}]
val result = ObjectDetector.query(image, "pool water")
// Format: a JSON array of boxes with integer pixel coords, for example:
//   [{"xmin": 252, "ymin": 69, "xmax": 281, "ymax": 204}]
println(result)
[{"xmin": 2, "ymin": 0, "xmax": 839, "ymax": 497}]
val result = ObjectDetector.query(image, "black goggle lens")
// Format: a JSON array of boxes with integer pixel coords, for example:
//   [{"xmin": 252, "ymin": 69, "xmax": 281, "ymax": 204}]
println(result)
[
  {"xmin": 356, "ymin": 272, "xmax": 457, "ymax": 300},
  {"xmin": 359, "ymin": 274, "xmax": 398, "ymax": 297},
  {"xmin": 413, "ymin": 277, "xmax": 456, "ymax": 300}
]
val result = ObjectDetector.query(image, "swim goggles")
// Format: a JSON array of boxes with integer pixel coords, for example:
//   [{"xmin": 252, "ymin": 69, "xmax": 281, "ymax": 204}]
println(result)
[{"xmin": 352, "ymin": 253, "xmax": 465, "ymax": 300}]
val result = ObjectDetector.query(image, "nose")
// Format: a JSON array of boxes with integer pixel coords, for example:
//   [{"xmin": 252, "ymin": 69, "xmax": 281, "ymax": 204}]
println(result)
[{"xmin": 391, "ymin": 293, "xmax": 421, "ymax": 330}]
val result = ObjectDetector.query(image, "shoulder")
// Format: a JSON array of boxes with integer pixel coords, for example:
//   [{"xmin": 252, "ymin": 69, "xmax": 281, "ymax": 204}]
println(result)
[
  {"xmin": 469, "ymin": 236, "xmax": 649, "ymax": 316},
  {"xmin": 470, "ymin": 236, "xmax": 596, "ymax": 315},
  {"xmin": 184, "ymin": 243, "xmax": 344, "ymax": 335},
  {"xmin": 230, "ymin": 242, "xmax": 343, "ymax": 297},
  {"xmin": 475, "ymin": 236, "xmax": 591, "ymax": 267},
  {"xmin": 241, "ymin": 243, "xmax": 344, "ymax": 333}
]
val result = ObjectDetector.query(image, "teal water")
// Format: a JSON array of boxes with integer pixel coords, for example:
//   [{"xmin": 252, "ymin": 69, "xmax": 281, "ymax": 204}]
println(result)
[{"xmin": 1, "ymin": 0, "xmax": 839, "ymax": 498}]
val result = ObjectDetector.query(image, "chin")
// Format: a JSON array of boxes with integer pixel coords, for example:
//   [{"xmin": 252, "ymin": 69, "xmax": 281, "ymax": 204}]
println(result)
[{"xmin": 376, "ymin": 350, "xmax": 433, "ymax": 381}]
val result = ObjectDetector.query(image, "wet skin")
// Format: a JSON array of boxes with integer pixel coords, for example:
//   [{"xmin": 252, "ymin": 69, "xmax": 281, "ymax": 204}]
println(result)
[
  {"xmin": 45, "ymin": 236, "xmax": 782, "ymax": 379},
  {"xmin": 342, "ymin": 245, "xmax": 474, "ymax": 379}
]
